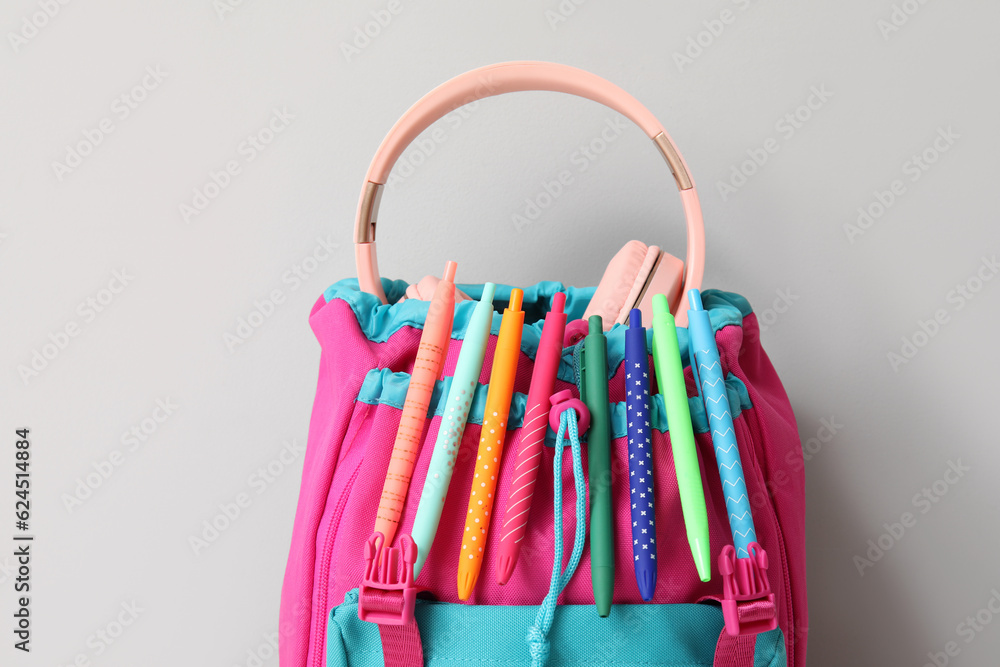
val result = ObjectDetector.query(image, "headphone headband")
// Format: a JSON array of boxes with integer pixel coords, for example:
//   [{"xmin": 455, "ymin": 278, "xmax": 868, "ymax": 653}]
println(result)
[{"xmin": 353, "ymin": 61, "xmax": 705, "ymax": 310}]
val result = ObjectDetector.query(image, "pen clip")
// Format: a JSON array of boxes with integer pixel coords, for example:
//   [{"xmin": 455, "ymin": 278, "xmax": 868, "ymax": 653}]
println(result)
[
  {"xmin": 688, "ymin": 343, "xmax": 705, "ymax": 407},
  {"xmin": 573, "ymin": 338, "xmax": 587, "ymax": 405}
]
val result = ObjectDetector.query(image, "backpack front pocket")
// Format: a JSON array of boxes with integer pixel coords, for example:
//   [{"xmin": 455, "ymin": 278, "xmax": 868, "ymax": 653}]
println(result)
[{"xmin": 326, "ymin": 589, "xmax": 786, "ymax": 666}]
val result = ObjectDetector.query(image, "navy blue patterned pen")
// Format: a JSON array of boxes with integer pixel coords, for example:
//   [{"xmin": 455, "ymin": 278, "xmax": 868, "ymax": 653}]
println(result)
[{"xmin": 625, "ymin": 308, "xmax": 657, "ymax": 600}]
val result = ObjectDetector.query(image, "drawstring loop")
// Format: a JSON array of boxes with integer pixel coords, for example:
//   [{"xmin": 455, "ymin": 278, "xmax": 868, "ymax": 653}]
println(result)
[{"xmin": 526, "ymin": 399, "xmax": 588, "ymax": 666}]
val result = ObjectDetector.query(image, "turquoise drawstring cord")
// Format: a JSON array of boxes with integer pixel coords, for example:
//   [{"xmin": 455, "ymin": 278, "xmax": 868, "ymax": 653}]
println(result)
[{"xmin": 526, "ymin": 409, "xmax": 587, "ymax": 667}]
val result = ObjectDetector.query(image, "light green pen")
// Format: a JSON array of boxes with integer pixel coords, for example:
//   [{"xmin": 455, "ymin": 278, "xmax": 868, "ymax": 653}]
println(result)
[
  {"xmin": 651, "ymin": 294, "xmax": 712, "ymax": 582},
  {"xmin": 410, "ymin": 283, "xmax": 496, "ymax": 576}
]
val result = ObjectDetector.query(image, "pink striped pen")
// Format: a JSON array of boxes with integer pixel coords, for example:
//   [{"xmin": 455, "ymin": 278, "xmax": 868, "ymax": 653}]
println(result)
[{"xmin": 496, "ymin": 291, "xmax": 567, "ymax": 585}]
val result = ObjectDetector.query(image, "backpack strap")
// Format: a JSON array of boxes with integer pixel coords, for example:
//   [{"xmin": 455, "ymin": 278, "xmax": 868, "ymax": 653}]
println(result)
[
  {"xmin": 371, "ymin": 603, "xmax": 424, "ymax": 667},
  {"xmin": 714, "ymin": 630, "xmax": 756, "ymax": 667},
  {"xmin": 712, "ymin": 597, "xmax": 778, "ymax": 666}
]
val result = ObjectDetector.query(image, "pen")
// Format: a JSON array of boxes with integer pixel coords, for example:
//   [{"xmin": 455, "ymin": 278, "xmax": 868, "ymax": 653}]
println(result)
[
  {"xmin": 374, "ymin": 261, "xmax": 457, "ymax": 547},
  {"xmin": 496, "ymin": 291, "xmax": 568, "ymax": 585},
  {"xmin": 625, "ymin": 308, "xmax": 657, "ymax": 601},
  {"xmin": 583, "ymin": 315, "xmax": 614, "ymax": 616},
  {"xmin": 410, "ymin": 283, "xmax": 497, "ymax": 576},
  {"xmin": 651, "ymin": 293, "xmax": 711, "ymax": 582},
  {"xmin": 457, "ymin": 288, "xmax": 524, "ymax": 600},
  {"xmin": 687, "ymin": 289, "xmax": 756, "ymax": 557}
]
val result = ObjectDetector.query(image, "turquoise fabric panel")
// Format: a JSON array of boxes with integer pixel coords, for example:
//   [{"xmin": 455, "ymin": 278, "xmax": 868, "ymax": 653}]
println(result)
[
  {"xmin": 324, "ymin": 279, "xmax": 593, "ymax": 385},
  {"xmin": 322, "ymin": 278, "xmax": 594, "ymax": 347},
  {"xmin": 327, "ymin": 589, "xmax": 786, "ymax": 666},
  {"xmin": 755, "ymin": 627, "xmax": 788, "ymax": 667},
  {"xmin": 356, "ymin": 367, "xmax": 752, "ymax": 442},
  {"xmin": 324, "ymin": 278, "xmax": 752, "ymax": 387}
]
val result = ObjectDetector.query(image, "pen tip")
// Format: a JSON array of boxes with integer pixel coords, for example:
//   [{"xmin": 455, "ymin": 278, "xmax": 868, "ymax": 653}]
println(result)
[
  {"xmin": 629, "ymin": 308, "xmax": 642, "ymax": 328},
  {"xmin": 588, "ymin": 315, "xmax": 603, "ymax": 335},
  {"xmin": 508, "ymin": 288, "xmax": 523, "ymax": 312},
  {"xmin": 593, "ymin": 566, "xmax": 614, "ymax": 616},
  {"xmin": 551, "ymin": 291, "xmax": 566, "ymax": 314},
  {"xmin": 457, "ymin": 571, "xmax": 476, "ymax": 600},
  {"xmin": 692, "ymin": 538, "xmax": 712, "ymax": 582},
  {"xmin": 688, "ymin": 289, "xmax": 703, "ymax": 311},
  {"xmin": 443, "ymin": 261, "xmax": 457, "ymax": 283},
  {"xmin": 481, "ymin": 282, "xmax": 496, "ymax": 304},
  {"xmin": 638, "ymin": 568, "xmax": 657, "ymax": 601},
  {"xmin": 496, "ymin": 556, "xmax": 514, "ymax": 585}
]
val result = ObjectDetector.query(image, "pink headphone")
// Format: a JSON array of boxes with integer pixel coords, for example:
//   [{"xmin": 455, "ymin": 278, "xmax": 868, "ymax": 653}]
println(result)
[{"xmin": 353, "ymin": 61, "xmax": 705, "ymax": 327}]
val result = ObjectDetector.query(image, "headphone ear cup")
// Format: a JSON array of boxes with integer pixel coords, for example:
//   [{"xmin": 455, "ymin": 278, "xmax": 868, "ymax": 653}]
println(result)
[
  {"xmin": 583, "ymin": 241, "xmax": 657, "ymax": 329},
  {"xmin": 583, "ymin": 241, "xmax": 685, "ymax": 329},
  {"xmin": 397, "ymin": 275, "xmax": 472, "ymax": 303},
  {"xmin": 634, "ymin": 251, "xmax": 685, "ymax": 327}
]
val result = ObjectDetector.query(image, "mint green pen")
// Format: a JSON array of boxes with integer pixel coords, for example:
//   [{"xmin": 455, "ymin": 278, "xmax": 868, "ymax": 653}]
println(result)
[
  {"xmin": 651, "ymin": 294, "xmax": 711, "ymax": 582},
  {"xmin": 411, "ymin": 283, "xmax": 496, "ymax": 576}
]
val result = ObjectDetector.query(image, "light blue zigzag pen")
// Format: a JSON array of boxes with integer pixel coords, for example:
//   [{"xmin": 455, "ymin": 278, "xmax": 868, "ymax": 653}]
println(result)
[{"xmin": 687, "ymin": 290, "xmax": 756, "ymax": 557}]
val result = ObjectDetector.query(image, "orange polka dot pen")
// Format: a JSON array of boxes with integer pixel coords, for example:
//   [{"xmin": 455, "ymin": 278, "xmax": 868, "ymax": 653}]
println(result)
[{"xmin": 457, "ymin": 288, "xmax": 524, "ymax": 601}]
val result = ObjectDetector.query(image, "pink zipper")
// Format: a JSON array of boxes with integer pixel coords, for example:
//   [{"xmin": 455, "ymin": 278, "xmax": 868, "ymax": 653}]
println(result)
[
  {"xmin": 310, "ymin": 456, "xmax": 364, "ymax": 667},
  {"xmin": 737, "ymin": 415, "xmax": 796, "ymax": 667}
]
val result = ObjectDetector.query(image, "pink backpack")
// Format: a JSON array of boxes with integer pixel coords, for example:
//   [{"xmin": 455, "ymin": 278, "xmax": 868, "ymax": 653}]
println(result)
[{"xmin": 280, "ymin": 62, "xmax": 807, "ymax": 667}]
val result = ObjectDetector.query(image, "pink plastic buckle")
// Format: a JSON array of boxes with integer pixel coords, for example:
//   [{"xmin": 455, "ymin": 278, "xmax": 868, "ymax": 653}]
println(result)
[
  {"xmin": 549, "ymin": 389, "xmax": 590, "ymax": 434},
  {"xmin": 719, "ymin": 542, "xmax": 777, "ymax": 636},
  {"xmin": 358, "ymin": 532, "xmax": 418, "ymax": 626}
]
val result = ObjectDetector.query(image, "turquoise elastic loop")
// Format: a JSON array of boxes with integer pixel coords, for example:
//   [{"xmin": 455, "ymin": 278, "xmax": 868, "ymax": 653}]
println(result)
[
  {"xmin": 355, "ymin": 367, "xmax": 753, "ymax": 439},
  {"xmin": 526, "ymin": 409, "xmax": 587, "ymax": 667}
]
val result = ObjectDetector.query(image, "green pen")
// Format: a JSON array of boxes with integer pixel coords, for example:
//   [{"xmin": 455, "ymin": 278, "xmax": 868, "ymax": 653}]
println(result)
[
  {"xmin": 651, "ymin": 294, "xmax": 712, "ymax": 582},
  {"xmin": 582, "ymin": 315, "xmax": 614, "ymax": 616}
]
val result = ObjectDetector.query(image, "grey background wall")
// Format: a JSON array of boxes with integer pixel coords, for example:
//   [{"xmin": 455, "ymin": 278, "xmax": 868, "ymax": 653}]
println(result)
[{"xmin": 2, "ymin": 2, "xmax": 998, "ymax": 666}]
